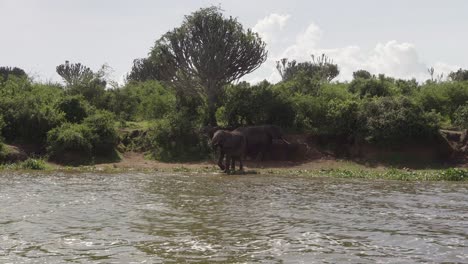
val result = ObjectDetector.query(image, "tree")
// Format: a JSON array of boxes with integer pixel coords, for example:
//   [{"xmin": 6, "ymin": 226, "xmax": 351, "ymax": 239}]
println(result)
[
  {"xmin": 127, "ymin": 58, "xmax": 162, "ymax": 82},
  {"xmin": 276, "ymin": 54, "xmax": 339, "ymax": 82},
  {"xmin": 56, "ymin": 61, "xmax": 95, "ymax": 87},
  {"xmin": 353, "ymin": 69, "xmax": 372, "ymax": 80},
  {"xmin": 150, "ymin": 6, "xmax": 267, "ymax": 126},
  {"xmin": 56, "ymin": 61, "xmax": 110, "ymax": 107},
  {"xmin": 0, "ymin": 66, "xmax": 27, "ymax": 81},
  {"xmin": 448, "ymin": 68, "xmax": 468, "ymax": 82}
]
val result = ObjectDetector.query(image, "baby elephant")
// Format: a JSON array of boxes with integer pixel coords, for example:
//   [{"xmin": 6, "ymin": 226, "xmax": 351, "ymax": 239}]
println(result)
[{"xmin": 211, "ymin": 130, "xmax": 246, "ymax": 173}]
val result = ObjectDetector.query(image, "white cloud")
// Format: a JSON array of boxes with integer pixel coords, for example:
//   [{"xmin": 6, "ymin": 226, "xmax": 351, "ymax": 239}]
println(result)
[
  {"xmin": 247, "ymin": 15, "xmax": 459, "ymax": 83},
  {"xmin": 252, "ymin": 13, "xmax": 290, "ymax": 44}
]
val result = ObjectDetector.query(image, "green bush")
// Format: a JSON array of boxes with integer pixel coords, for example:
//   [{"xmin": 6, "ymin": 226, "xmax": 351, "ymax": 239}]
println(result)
[
  {"xmin": 20, "ymin": 158, "xmax": 46, "ymax": 170},
  {"xmin": 291, "ymin": 94, "xmax": 326, "ymax": 132},
  {"xmin": 83, "ymin": 110, "xmax": 118, "ymax": 154},
  {"xmin": 358, "ymin": 96, "xmax": 440, "ymax": 144},
  {"xmin": 0, "ymin": 114, "xmax": 5, "ymax": 140},
  {"xmin": 47, "ymin": 123, "xmax": 93, "ymax": 160},
  {"xmin": 0, "ymin": 80, "xmax": 65, "ymax": 143},
  {"xmin": 348, "ymin": 76, "xmax": 394, "ymax": 98},
  {"xmin": 439, "ymin": 168, "xmax": 468, "ymax": 181},
  {"xmin": 147, "ymin": 111, "xmax": 210, "ymax": 162},
  {"xmin": 453, "ymin": 103, "xmax": 468, "ymax": 129},
  {"xmin": 222, "ymin": 81, "xmax": 295, "ymax": 128},
  {"xmin": 55, "ymin": 95, "xmax": 91, "ymax": 123},
  {"xmin": 417, "ymin": 82, "xmax": 468, "ymax": 121},
  {"xmin": 325, "ymin": 99, "xmax": 360, "ymax": 135},
  {"xmin": 105, "ymin": 80, "xmax": 175, "ymax": 121}
]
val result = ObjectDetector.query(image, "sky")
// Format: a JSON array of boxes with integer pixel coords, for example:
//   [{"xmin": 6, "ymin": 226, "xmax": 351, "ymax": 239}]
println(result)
[{"xmin": 1, "ymin": 0, "xmax": 467, "ymax": 84}]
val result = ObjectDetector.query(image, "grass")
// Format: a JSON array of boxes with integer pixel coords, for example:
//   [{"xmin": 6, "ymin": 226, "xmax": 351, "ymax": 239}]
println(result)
[
  {"xmin": 0, "ymin": 156, "xmax": 467, "ymax": 182},
  {"xmin": 261, "ymin": 167, "xmax": 468, "ymax": 181},
  {"xmin": 0, "ymin": 158, "xmax": 48, "ymax": 171}
]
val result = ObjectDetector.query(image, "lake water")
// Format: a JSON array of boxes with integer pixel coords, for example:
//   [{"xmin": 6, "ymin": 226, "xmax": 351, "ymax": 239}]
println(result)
[{"xmin": 0, "ymin": 172, "xmax": 467, "ymax": 263}]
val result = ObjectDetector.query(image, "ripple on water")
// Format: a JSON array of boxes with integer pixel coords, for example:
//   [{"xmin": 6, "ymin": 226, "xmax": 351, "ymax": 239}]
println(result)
[{"xmin": 0, "ymin": 172, "xmax": 467, "ymax": 263}]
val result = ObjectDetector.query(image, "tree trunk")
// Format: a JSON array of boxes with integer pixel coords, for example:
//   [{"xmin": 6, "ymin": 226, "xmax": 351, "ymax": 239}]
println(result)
[
  {"xmin": 207, "ymin": 87, "xmax": 218, "ymax": 127},
  {"xmin": 207, "ymin": 95, "xmax": 217, "ymax": 126}
]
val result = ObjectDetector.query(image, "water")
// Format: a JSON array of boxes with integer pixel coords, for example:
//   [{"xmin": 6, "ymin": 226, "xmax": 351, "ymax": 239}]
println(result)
[{"xmin": 0, "ymin": 172, "xmax": 467, "ymax": 263}]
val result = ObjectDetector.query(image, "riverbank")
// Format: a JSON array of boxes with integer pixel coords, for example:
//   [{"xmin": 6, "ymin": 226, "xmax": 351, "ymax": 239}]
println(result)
[{"xmin": 1, "ymin": 152, "xmax": 467, "ymax": 182}]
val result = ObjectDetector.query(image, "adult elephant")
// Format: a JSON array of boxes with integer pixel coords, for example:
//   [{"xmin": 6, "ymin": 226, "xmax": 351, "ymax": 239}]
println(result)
[
  {"xmin": 211, "ymin": 130, "xmax": 246, "ymax": 173},
  {"xmin": 234, "ymin": 125, "xmax": 289, "ymax": 161}
]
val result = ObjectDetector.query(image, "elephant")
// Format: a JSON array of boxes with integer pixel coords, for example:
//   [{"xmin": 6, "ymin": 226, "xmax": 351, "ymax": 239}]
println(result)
[
  {"xmin": 211, "ymin": 130, "xmax": 246, "ymax": 172},
  {"xmin": 234, "ymin": 125, "xmax": 289, "ymax": 161}
]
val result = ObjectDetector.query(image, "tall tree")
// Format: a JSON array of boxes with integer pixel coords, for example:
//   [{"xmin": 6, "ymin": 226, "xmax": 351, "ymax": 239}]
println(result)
[
  {"xmin": 150, "ymin": 6, "xmax": 267, "ymax": 126},
  {"xmin": 0, "ymin": 66, "xmax": 27, "ymax": 81},
  {"xmin": 127, "ymin": 58, "xmax": 162, "ymax": 82},
  {"xmin": 276, "ymin": 54, "xmax": 339, "ymax": 82},
  {"xmin": 56, "ymin": 61, "xmax": 94, "ymax": 87},
  {"xmin": 448, "ymin": 68, "xmax": 468, "ymax": 82}
]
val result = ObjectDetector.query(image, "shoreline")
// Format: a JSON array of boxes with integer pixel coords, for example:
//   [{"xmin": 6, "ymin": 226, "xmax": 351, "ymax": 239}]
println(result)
[{"xmin": 1, "ymin": 152, "xmax": 467, "ymax": 182}]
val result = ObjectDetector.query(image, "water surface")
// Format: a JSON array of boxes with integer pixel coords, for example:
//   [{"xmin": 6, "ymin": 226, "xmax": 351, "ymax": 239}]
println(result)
[{"xmin": 0, "ymin": 172, "xmax": 467, "ymax": 263}]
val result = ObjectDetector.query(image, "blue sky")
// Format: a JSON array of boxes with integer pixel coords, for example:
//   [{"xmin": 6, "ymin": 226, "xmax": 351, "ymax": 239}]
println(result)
[{"xmin": 1, "ymin": 0, "xmax": 467, "ymax": 83}]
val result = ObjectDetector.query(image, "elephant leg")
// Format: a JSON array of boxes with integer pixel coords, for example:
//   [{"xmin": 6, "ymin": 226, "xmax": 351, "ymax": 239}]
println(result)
[
  {"xmin": 239, "ymin": 157, "xmax": 243, "ymax": 171},
  {"xmin": 217, "ymin": 149, "xmax": 225, "ymax": 171},
  {"xmin": 224, "ymin": 154, "xmax": 231, "ymax": 173},
  {"xmin": 230, "ymin": 157, "xmax": 235, "ymax": 171}
]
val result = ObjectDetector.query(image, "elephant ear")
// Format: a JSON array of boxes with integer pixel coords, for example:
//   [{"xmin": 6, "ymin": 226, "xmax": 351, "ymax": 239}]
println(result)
[{"xmin": 212, "ymin": 130, "xmax": 225, "ymax": 145}]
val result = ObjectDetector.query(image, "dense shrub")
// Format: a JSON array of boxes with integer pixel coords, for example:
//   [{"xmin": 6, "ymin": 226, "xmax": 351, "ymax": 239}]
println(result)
[
  {"xmin": 0, "ymin": 66, "xmax": 27, "ymax": 81},
  {"xmin": 348, "ymin": 76, "xmax": 394, "ymax": 98},
  {"xmin": 453, "ymin": 103, "xmax": 468, "ymax": 129},
  {"xmin": 83, "ymin": 110, "xmax": 118, "ymax": 154},
  {"xmin": 47, "ymin": 110, "xmax": 117, "ymax": 161},
  {"xmin": 147, "ymin": 111, "xmax": 210, "ymax": 162},
  {"xmin": 47, "ymin": 123, "xmax": 93, "ymax": 160},
  {"xmin": 0, "ymin": 114, "xmax": 4, "ymax": 139},
  {"xmin": 55, "ymin": 95, "xmax": 91, "ymax": 123},
  {"xmin": 105, "ymin": 80, "xmax": 175, "ymax": 121},
  {"xmin": 221, "ymin": 81, "xmax": 295, "ymax": 128},
  {"xmin": 325, "ymin": 99, "xmax": 360, "ymax": 135},
  {"xmin": 291, "ymin": 94, "xmax": 326, "ymax": 132},
  {"xmin": 358, "ymin": 96, "xmax": 440, "ymax": 144},
  {"xmin": 417, "ymin": 82, "xmax": 468, "ymax": 120},
  {"xmin": 20, "ymin": 158, "xmax": 47, "ymax": 170},
  {"xmin": 0, "ymin": 80, "xmax": 65, "ymax": 143}
]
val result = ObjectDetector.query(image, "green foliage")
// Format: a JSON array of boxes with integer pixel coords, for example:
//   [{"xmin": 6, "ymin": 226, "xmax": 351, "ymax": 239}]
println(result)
[
  {"xmin": 106, "ymin": 80, "xmax": 175, "ymax": 121},
  {"xmin": 352, "ymin": 70, "xmax": 372, "ymax": 80},
  {"xmin": 47, "ymin": 123, "xmax": 93, "ymax": 161},
  {"xmin": 276, "ymin": 54, "xmax": 339, "ymax": 83},
  {"xmin": 291, "ymin": 94, "xmax": 326, "ymax": 132},
  {"xmin": 83, "ymin": 110, "xmax": 118, "ymax": 155},
  {"xmin": 56, "ymin": 61, "xmax": 94, "ymax": 87},
  {"xmin": 147, "ymin": 111, "xmax": 210, "ymax": 162},
  {"xmin": 47, "ymin": 110, "xmax": 117, "ymax": 162},
  {"xmin": 127, "ymin": 58, "xmax": 162, "ymax": 82},
  {"xmin": 0, "ymin": 66, "xmax": 27, "ymax": 82},
  {"xmin": 0, "ymin": 80, "xmax": 65, "ymax": 143},
  {"xmin": 20, "ymin": 158, "xmax": 47, "ymax": 170},
  {"xmin": 221, "ymin": 81, "xmax": 295, "ymax": 128},
  {"xmin": 325, "ymin": 99, "xmax": 360, "ymax": 135},
  {"xmin": 417, "ymin": 81, "xmax": 468, "ymax": 121},
  {"xmin": 0, "ymin": 114, "xmax": 4, "ymax": 139},
  {"xmin": 150, "ymin": 6, "xmax": 267, "ymax": 125},
  {"xmin": 448, "ymin": 68, "xmax": 468, "ymax": 82},
  {"xmin": 439, "ymin": 168, "xmax": 468, "ymax": 181},
  {"xmin": 453, "ymin": 103, "xmax": 468, "ymax": 129},
  {"xmin": 55, "ymin": 95, "xmax": 91, "ymax": 123},
  {"xmin": 348, "ymin": 75, "xmax": 394, "ymax": 98},
  {"xmin": 358, "ymin": 96, "xmax": 440, "ymax": 144}
]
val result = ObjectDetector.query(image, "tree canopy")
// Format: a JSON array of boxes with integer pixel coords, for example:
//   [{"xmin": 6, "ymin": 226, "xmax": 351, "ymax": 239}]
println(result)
[
  {"xmin": 276, "ymin": 54, "xmax": 339, "ymax": 83},
  {"xmin": 149, "ymin": 6, "xmax": 267, "ymax": 125}
]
